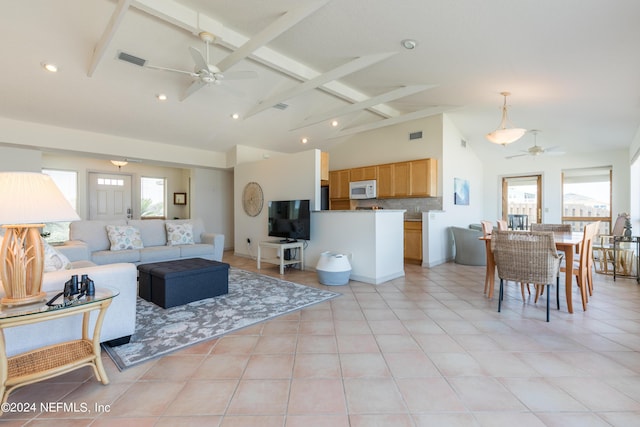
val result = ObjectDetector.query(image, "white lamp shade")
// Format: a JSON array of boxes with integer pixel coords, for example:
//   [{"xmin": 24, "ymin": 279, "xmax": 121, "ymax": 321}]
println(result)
[
  {"xmin": 486, "ymin": 127, "xmax": 527, "ymax": 145},
  {"xmin": 0, "ymin": 172, "xmax": 80, "ymax": 225}
]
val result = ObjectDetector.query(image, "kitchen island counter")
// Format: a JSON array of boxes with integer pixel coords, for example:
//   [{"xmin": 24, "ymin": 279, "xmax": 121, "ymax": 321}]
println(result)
[{"xmin": 308, "ymin": 210, "xmax": 405, "ymax": 284}]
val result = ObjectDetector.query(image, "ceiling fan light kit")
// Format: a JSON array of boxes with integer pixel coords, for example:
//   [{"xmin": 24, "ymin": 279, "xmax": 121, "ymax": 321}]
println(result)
[{"xmin": 486, "ymin": 91, "xmax": 526, "ymax": 145}]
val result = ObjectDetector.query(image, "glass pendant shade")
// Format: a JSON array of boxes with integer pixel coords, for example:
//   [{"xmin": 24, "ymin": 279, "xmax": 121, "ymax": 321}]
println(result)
[{"xmin": 486, "ymin": 92, "xmax": 526, "ymax": 145}]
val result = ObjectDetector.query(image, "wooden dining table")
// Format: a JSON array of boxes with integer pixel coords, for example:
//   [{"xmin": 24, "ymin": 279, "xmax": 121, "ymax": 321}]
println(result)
[{"xmin": 480, "ymin": 232, "xmax": 584, "ymax": 314}]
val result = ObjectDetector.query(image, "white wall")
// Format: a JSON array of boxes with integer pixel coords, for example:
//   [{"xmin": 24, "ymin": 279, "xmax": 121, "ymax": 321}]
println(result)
[
  {"xmin": 441, "ymin": 114, "xmax": 485, "ymax": 226},
  {"xmin": 42, "ymin": 153, "xmax": 191, "ymax": 221},
  {"xmin": 0, "ymin": 146, "xmax": 41, "ymax": 171},
  {"xmin": 629, "ymin": 125, "xmax": 640, "ymax": 232},
  {"xmin": 328, "ymin": 115, "xmax": 444, "ymax": 195},
  {"xmin": 190, "ymin": 167, "xmax": 234, "ymax": 249},
  {"xmin": 233, "ymin": 149, "xmax": 320, "ymax": 257},
  {"xmin": 480, "ymin": 149, "xmax": 630, "ymax": 225},
  {"xmin": 0, "ymin": 116, "xmax": 227, "ymax": 169}
]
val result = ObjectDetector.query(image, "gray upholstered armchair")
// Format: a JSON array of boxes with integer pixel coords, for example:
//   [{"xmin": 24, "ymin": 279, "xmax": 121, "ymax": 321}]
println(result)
[{"xmin": 450, "ymin": 225, "xmax": 486, "ymax": 266}]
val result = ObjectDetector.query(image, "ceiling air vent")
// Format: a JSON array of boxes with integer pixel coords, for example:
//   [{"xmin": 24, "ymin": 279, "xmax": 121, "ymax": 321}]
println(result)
[
  {"xmin": 408, "ymin": 131, "xmax": 423, "ymax": 141},
  {"xmin": 117, "ymin": 51, "xmax": 147, "ymax": 67},
  {"xmin": 273, "ymin": 103, "xmax": 289, "ymax": 110}
]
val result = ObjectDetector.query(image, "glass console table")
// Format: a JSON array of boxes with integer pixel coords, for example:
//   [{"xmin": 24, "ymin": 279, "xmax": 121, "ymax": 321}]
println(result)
[
  {"xmin": 613, "ymin": 236, "xmax": 640, "ymax": 283},
  {"xmin": 0, "ymin": 287, "xmax": 118, "ymax": 409}
]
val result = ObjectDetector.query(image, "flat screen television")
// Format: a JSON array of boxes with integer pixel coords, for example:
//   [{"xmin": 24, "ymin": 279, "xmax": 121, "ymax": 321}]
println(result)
[{"xmin": 268, "ymin": 199, "xmax": 311, "ymax": 241}]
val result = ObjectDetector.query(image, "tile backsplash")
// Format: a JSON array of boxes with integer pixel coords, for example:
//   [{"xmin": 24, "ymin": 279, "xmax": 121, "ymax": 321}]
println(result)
[{"xmin": 357, "ymin": 197, "xmax": 443, "ymax": 218}]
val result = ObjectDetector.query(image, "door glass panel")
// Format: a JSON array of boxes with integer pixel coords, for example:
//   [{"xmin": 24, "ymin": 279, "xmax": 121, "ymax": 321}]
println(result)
[{"xmin": 503, "ymin": 176, "xmax": 540, "ymax": 229}]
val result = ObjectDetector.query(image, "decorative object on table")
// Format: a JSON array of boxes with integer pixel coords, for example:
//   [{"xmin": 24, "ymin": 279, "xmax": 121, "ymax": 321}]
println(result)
[
  {"xmin": 173, "ymin": 192, "xmax": 187, "ymax": 205},
  {"xmin": 103, "ymin": 268, "xmax": 340, "ymax": 370},
  {"xmin": 454, "ymin": 178, "xmax": 469, "ymax": 205},
  {"xmin": 316, "ymin": 251, "xmax": 352, "ymax": 285},
  {"xmin": 242, "ymin": 181, "xmax": 264, "ymax": 217},
  {"xmin": 485, "ymin": 91, "xmax": 526, "ymax": 145},
  {"xmin": 623, "ymin": 214, "xmax": 632, "ymax": 239},
  {"xmin": 0, "ymin": 172, "xmax": 80, "ymax": 306}
]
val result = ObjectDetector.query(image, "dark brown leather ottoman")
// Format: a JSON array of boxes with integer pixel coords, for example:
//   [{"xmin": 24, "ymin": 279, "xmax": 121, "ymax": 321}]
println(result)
[{"xmin": 137, "ymin": 258, "xmax": 229, "ymax": 308}]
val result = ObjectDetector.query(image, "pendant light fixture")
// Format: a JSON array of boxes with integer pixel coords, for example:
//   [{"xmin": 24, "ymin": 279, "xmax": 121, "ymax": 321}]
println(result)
[
  {"xmin": 110, "ymin": 160, "xmax": 128, "ymax": 169},
  {"xmin": 486, "ymin": 92, "xmax": 526, "ymax": 145}
]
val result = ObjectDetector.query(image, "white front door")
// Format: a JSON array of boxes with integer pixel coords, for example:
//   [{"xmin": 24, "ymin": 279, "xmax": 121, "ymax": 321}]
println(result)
[{"xmin": 88, "ymin": 172, "xmax": 133, "ymax": 221}]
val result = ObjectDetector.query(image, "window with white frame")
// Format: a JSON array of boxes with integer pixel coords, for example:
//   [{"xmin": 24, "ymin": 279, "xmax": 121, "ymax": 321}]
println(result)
[
  {"xmin": 141, "ymin": 177, "xmax": 166, "ymax": 218},
  {"xmin": 41, "ymin": 169, "xmax": 78, "ymax": 242}
]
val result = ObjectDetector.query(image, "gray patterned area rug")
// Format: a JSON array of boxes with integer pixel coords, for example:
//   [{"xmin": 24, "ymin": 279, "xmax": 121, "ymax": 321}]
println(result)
[{"xmin": 103, "ymin": 268, "xmax": 340, "ymax": 370}]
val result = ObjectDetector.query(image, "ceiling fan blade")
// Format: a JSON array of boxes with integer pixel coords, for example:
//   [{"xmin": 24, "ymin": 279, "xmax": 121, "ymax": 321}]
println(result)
[
  {"xmin": 223, "ymin": 70, "xmax": 258, "ymax": 80},
  {"xmin": 505, "ymin": 153, "xmax": 528, "ymax": 159},
  {"xmin": 145, "ymin": 63, "xmax": 196, "ymax": 76},
  {"xmin": 189, "ymin": 46, "xmax": 209, "ymax": 72},
  {"xmin": 180, "ymin": 80, "xmax": 207, "ymax": 101}
]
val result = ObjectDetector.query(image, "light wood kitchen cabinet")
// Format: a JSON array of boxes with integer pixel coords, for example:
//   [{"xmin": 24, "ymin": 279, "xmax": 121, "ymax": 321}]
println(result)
[
  {"xmin": 409, "ymin": 158, "xmax": 436, "ymax": 197},
  {"xmin": 329, "ymin": 169, "xmax": 350, "ymax": 199},
  {"xmin": 376, "ymin": 164, "xmax": 393, "ymax": 198},
  {"xmin": 330, "ymin": 157, "xmax": 437, "ymax": 201},
  {"xmin": 349, "ymin": 166, "xmax": 377, "ymax": 181},
  {"xmin": 330, "ymin": 199, "xmax": 356, "ymax": 210},
  {"xmin": 376, "ymin": 162, "xmax": 409, "ymax": 198},
  {"xmin": 404, "ymin": 221, "xmax": 422, "ymax": 264},
  {"xmin": 320, "ymin": 152, "xmax": 329, "ymax": 182}
]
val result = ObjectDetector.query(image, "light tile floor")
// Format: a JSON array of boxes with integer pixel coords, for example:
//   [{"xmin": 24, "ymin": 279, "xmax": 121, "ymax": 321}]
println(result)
[{"xmin": 3, "ymin": 252, "xmax": 640, "ymax": 426}]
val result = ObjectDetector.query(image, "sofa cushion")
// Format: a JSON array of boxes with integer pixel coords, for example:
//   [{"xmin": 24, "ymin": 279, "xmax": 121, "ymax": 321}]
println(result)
[
  {"xmin": 70, "ymin": 220, "xmax": 126, "ymax": 251},
  {"xmin": 106, "ymin": 225, "xmax": 144, "ymax": 251},
  {"xmin": 43, "ymin": 240, "xmax": 72, "ymax": 272},
  {"xmin": 127, "ymin": 219, "xmax": 167, "ymax": 247},
  {"xmin": 139, "ymin": 246, "xmax": 181, "ymax": 263},
  {"xmin": 166, "ymin": 219, "xmax": 204, "ymax": 243},
  {"xmin": 92, "ymin": 249, "xmax": 140, "ymax": 265},
  {"xmin": 178, "ymin": 243, "xmax": 214, "ymax": 259},
  {"xmin": 166, "ymin": 222, "xmax": 194, "ymax": 245}
]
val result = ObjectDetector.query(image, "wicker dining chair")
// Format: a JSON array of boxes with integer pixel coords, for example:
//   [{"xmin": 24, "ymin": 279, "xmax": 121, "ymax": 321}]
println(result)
[
  {"xmin": 491, "ymin": 230, "xmax": 563, "ymax": 322},
  {"xmin": 530, "ymin": 224, "xmax": 572, "ymax": 233},
  {"xmin": 497, "ymin": 219, "xmax": 508, "ymax": 231}
]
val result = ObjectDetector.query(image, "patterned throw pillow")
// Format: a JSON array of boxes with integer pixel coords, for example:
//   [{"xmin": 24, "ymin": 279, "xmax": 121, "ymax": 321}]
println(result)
[
  {"xmin": 166, "ymin": 222, "xmax": 194, "ymax": 245},
  {"xmin": 43, "ymin": 240, "xmax": 72, "ymax": 272},
  {"xmin": 106, "ymin": 225, "xmax": 144, "ymax": 251}
]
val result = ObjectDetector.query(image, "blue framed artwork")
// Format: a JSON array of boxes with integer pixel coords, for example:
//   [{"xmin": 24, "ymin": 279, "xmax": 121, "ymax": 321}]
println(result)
[{"xmin": 454, "ymin": 178, "xmax": 469, "ymax": 205}]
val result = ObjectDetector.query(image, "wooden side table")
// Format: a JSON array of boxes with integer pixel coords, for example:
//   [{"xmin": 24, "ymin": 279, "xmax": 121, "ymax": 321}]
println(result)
[{"xmin": 0, "ymin": 287, "xmax": 118, "ymax": 409}]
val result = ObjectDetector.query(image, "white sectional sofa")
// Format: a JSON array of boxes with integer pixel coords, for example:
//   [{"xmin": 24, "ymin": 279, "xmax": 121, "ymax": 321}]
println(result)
[{"xmin": 59, "ymin": 218, "xmax": 224, "ymax": 265}]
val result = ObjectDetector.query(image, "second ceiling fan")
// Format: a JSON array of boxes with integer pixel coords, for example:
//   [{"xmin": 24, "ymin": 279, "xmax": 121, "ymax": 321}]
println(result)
[{"xmin": 506, "ymin": 130, "xmax": 564, "ymax": 159}]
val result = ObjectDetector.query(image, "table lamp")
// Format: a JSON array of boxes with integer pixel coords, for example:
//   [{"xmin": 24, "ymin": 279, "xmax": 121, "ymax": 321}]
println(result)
[{"xmin": 0, "ymin": 172, "xmax": 80, "ymax": 306}]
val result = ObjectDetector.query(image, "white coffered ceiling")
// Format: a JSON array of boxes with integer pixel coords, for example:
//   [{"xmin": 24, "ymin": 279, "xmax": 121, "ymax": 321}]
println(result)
[{"xmin": 1, "ymin": 0, "xmax": 639, "ymax": 163}]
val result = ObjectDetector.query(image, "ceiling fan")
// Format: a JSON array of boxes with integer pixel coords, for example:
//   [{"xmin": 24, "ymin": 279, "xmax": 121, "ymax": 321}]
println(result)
[
  {"xmin": 505, "ymin": 130, "xmax": 564, "ymax": 159},
  {"xmin": 117, "ymin": 31, "xmax": 257, "ymax": 100}
]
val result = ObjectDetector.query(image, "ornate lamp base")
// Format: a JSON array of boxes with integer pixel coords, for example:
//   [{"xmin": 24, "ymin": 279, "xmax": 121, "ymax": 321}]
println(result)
[{"xmin": 1, "ymin": 224, "xmax": 46, "ymax": 306}]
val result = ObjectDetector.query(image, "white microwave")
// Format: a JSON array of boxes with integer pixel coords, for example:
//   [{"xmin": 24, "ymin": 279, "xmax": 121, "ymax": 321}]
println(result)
[{"xmin": 349, "ymin": 179, "xmax": 377, "ymax": 199}]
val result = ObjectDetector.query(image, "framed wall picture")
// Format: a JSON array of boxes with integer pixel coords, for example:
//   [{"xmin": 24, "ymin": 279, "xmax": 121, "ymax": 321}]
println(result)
[
  {"xmin": 173, "ymin": 192, "xmax": 187, "ymax": 205},
  {"xmin": 454, "ymin": 178, "xmax": 469, "ymax": 205}
]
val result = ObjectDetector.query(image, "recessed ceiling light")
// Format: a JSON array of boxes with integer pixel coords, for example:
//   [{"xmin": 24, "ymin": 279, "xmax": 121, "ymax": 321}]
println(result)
[
  {"xmin": 231, "ymin": 113, "xmax": 240, "ymax": 120},
  {"xmin": 401, "ymin": 39, "xmax": 417, "ymax": 50},
  {"xmin": 331, "ymin": 120, "xmax": 339, "ymax": 127},
  {"xmin": 156, "ymin": 93, "xmax": 167, "ymax": 101},
  {"xmin": 41, "ymin": 62, "xmax": 58, "ymax": 72},
  {"xmin": 301, "ymin": 137, "xmax": 309, "ymax": 144}
]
